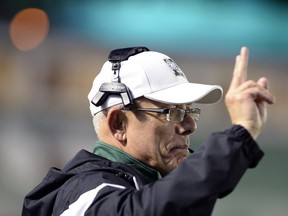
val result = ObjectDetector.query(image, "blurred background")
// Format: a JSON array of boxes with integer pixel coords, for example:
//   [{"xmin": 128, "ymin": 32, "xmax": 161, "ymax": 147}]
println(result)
[{"xmin": 0, "ymin": 0, "xmax": 287, "ymax": 215}]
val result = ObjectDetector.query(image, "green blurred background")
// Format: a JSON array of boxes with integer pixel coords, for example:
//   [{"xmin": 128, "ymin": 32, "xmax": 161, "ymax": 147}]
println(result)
[{"xmin": 0, "ymin": 0, "xmax": 287, "ymax": 215}]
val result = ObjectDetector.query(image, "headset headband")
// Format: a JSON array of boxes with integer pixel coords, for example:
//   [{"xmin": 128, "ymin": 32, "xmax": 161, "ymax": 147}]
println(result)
[{"xmin": 91, "ymin": 47, "xmax": 150, "ymax": 109}]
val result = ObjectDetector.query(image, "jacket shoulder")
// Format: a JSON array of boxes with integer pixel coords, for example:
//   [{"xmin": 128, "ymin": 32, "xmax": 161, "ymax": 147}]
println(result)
[{"xmin": 22, "ymin": 149, "xmax": 139, "ymax": 216}]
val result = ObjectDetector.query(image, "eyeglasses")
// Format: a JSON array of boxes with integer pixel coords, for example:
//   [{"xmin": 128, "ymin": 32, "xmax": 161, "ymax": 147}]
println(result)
[{"xmin": 121, "ymin": 106, "xmax": 201, "ymax": 123}]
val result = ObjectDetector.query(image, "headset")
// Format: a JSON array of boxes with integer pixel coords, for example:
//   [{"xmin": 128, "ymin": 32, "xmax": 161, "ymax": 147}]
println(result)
[
  {"xmin": 91, "ymin": 46, "xmax": 194, "ymax": 153},
  {"xmin": 91, "ymin": 46, "xmax": 150, "ymax": 108}
]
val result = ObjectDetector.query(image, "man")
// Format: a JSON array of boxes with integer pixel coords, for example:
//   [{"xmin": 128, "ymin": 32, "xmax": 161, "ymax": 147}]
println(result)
[{"xmin": 22, "ymin": 46, "xmax": 275, "ymax": 216}]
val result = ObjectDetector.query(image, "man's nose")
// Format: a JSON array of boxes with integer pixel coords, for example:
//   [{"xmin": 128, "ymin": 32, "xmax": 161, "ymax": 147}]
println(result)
[{"xmin": 176, "ymin": 114, "xmax": 197, "ymax": 135}]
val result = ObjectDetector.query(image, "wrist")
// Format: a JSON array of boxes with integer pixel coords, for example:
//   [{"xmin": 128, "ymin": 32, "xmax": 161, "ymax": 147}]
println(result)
[{"xmin": 232, "ymin": 121, "xmax": 260, "ymax": 140}]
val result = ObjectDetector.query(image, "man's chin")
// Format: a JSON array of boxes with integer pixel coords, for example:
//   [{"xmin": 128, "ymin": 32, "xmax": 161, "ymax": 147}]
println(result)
[{"xmin": 176, "ymin": 155, "xmax": 188, "ymax": 164}]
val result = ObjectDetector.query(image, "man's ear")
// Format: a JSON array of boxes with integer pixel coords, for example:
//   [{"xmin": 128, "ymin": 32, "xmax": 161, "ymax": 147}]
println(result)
[{"xmin": 107, "ymin": 108, "xmax": 127, "ymax": 143}]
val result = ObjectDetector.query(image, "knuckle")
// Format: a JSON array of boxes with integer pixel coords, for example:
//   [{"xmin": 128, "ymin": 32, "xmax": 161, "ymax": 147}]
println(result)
[{"xmin": 246, "ymin": 80, "xmax": 256, "ymax": 86}]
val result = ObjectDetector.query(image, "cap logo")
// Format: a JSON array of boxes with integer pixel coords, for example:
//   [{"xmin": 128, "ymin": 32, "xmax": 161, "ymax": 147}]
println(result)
[{"xmin": 164, "ymin": 59, "xmax": 184, "ymax": 77}]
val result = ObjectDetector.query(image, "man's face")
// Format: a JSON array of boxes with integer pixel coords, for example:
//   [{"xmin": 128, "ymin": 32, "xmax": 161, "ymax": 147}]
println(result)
[{"xmin": 124, "ymin": 98, "xmax": 197, "ymax": 176}]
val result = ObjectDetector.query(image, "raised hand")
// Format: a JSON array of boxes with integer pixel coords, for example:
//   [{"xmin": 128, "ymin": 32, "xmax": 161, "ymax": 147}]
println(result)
[{"xmin": 225, "ymin": 47, "xmax": 275, "ymax": 139}]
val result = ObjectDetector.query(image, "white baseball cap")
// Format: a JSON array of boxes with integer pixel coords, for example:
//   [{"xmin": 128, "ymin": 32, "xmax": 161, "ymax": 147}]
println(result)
[{"xmin": 88, "ymin": 49, "xmax": 223, "ymax": 116}]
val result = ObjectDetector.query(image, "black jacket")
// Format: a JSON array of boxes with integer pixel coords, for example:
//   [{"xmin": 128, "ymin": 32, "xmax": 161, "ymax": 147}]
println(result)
[{"xmin": 22, "ymin": 125, "xmax": 264, "ymax": 216}]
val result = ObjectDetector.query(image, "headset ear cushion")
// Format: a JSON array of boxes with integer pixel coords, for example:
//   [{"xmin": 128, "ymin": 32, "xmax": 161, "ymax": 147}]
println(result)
[{"xmin": 92, "ymin": 91, "xmax": 108, "ymax": 107}]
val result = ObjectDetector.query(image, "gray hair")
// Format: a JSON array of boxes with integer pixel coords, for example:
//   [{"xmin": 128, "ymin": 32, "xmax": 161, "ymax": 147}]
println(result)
[
  {"xmin": 92, "ymin": 98, "xmax": 146, "ymax": 137},
  {"xmin": 92, "ymin": 104, "xmax": 124, "ymax": 137},
  {"xmin": 92, "ymin": 111, "xmax": 107, "ymax": 137}
]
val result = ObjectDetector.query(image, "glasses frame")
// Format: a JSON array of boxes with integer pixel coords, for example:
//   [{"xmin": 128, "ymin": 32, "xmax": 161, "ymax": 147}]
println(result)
[{"xmin": 121, "ymin": 106, "xmax": 201, "ymax": 122}]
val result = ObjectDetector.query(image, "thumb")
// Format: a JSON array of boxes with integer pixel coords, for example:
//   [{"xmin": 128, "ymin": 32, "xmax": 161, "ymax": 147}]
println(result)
[
  {"xmin": 257, "ymin": 77, "xmax": 275, "ymax": 104},
  {"xmin": 257, "ymin": 77, "xmax": 269, "ymax": 89}
]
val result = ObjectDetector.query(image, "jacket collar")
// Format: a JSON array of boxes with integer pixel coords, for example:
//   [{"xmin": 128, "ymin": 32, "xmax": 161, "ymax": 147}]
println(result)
[{"xmin": 93, "ymin": 141, "xmax": 161, "ymax": 183}]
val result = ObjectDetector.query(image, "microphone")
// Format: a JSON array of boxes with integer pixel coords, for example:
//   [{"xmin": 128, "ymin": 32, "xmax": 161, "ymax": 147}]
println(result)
[
  {"xmin": 187, "ymin": 136, "xmax": 193, "ymax": 153},
  {"xmin": 188, "ymin": 148, "xmax": 194, "ymax": 153}
]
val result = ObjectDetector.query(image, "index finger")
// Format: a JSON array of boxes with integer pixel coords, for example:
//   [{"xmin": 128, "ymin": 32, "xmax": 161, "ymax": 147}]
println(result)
[{"xmin": 229, "ymin": 47, "xmax": 249, "ymax": 89}]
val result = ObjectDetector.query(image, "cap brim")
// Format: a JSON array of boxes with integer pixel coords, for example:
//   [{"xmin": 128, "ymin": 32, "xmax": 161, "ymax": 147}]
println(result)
[{"xmin": 144, "ymin": 83, "xmax": 223, "ymax": 104}]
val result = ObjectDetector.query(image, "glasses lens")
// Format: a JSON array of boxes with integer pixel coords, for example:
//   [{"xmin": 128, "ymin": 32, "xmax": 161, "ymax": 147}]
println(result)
[
  {"xmin": 167, "ymin": 109, "xmax": 185, "ymax": 122},
  {"xmin": 189, "ymin": 108, "xmax": 200, "ymax": 121}
]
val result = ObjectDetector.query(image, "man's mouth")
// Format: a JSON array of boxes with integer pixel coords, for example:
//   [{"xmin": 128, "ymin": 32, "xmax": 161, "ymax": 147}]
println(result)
[{"xmin": 169, "ymin": 145, "xmax": 189, "ymax": 153}]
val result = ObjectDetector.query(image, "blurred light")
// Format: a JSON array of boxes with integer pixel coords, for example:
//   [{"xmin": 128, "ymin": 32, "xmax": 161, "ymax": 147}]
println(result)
[
  {"xmin": 49, "ymin": 1, "xmax": 288, "ymax": 59},
  {"xmin": 9, "ymin": 8, "xmax": 49, "ymax": 51}
]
